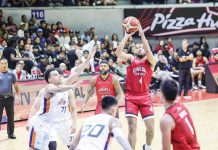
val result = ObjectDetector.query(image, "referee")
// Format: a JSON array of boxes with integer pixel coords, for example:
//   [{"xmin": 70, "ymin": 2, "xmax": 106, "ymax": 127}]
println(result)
[
  {"xmin": 0, "ymin": 58, "xmax": 20, "ymax": 139},
  {"xmin": 178, "ymin": 39, "xmax": 193, "ymax": 97}
]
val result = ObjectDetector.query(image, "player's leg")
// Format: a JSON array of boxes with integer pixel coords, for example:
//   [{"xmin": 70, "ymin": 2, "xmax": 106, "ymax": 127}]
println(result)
[
  {"xmin": 140, "ymin": 97, "xmax": 154, "ymax": 150},
  {"xmin": 198, "ymin": 70, "xmax": 205, "ymax": 88},
  {"xmin": 127, "ymin": 116, "xmax": 137, "ymax": 150},
  {"xmin": 28, "ymin": 117, "xmax": 50, "ymax": 150},
  {"xmin": 125, "ymin": 98, "xmax": 139, "ymax": 149},
  {"xmin": 48, "ymin": 141, "xmax": 57, "ymax": 150},
  {"xmin": 48, "ymin": 128, "xmax": 57, "ymax": 150}
]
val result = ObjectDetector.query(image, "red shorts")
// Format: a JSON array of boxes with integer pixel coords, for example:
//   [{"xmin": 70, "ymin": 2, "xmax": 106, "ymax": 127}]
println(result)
[{"xmin": 125, "ymin": 94, "xmax": 154, "ymax": 120}]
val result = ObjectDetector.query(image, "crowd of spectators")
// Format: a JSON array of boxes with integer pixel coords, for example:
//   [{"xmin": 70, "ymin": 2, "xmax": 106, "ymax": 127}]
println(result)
[
  {"xmin": 0, "ymin": 0, "xmax": 117, "ymax": 7},
  {"xmin": 0, "ymin": 11, "xmax": 218, "ymax": 91},
  {"xmin": 0, "ymin": 0, "xmax": 215, "ymax": 6}
]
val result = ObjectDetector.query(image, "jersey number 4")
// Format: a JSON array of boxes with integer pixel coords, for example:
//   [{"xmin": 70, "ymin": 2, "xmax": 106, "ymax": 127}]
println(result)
[
  {"xmin": 81, "ymin": 124, "xmax": 105, "ymax": 138},
  {"xmin": 139, "ymin": 77, "xmax": 143, "ymax": 84}
]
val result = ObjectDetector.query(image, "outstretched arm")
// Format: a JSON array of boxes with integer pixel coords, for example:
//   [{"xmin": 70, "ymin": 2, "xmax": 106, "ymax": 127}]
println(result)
[
  {"xmin": 81, "ymin": 78, "xmax": 96, "ymax": 112},
  {"xmin": 115, "ymin": 33, "xmax": 134, "ymax": 63},
  {"xmin": 63, "ymin": 46, "xmax": 97, "ymax": 85},
  {"xmin": 109, "ymin": 118, "xmax": 132, "ymax": 150},
  {"xmin": 138, "ymin": 23, "xmax": 156, "ymax": 67}
]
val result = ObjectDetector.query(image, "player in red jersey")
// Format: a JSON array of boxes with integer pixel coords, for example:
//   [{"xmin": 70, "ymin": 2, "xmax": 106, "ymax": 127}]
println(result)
[
  {"xmin": 191, "ymin": 50, "xmax": 208, "ymax": 90},
  {"xmin": 160, "ymin": 78, "xmax": 200, "ymax": 150},
  {"xmin": 115, "ymin": 23, "xmax": 156, "ymax": 150},
  {"xmin": 82, "ymin": 60, "xmax": 124, "ymax": 115}
]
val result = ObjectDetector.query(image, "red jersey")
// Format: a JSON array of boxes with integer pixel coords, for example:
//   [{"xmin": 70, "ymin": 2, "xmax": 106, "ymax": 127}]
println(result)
[
  {"xmin": 126, "ymin": 57, "xmax": 153, "ymax": 95},
  {"xmin": 95, "ymin": 74, "xmax": 116, "ymax": 102},
  {"xmin": 166, "ymin": 103, "xmax": 200, "ymax": 150},
  {"xmin": 195, "ymin": 57, "xmax": 206, "ymax": 67}
]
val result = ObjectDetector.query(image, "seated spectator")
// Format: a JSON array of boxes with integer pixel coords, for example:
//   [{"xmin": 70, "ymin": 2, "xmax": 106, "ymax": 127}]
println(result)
[
  {"xmin": 6, "ymin": 16, "xmax": 18, "ymax": 37},
  {"xmin": 22, "ymin": 52, "xmax": 35, "ymax": 74},
  {"xmin": 17, "ymin": 38, "xmax": 25, "ymax": 55},
  {"xmin": 167, "ymin": 37, "xmax": 175, "ymax": 52},
  {"xmin": 81, "ymin": 29, "xmax": 91, "ymax": 42},
  {"xmin": 81, "ymin": 50, "xmax": 95, "ymax": 72},
  {"xmin": 37, "ymin": 54, "xmax": 48, "ymax": 74},
  {"xmin": 111, "ymin": 33, "xmax": 119, "ymax": 50},
  {"xmin": 45, "ymin": 44, "xmax": 56, "ymax": 64},
  {"xmin": 108, "ymin": 58, "xmax": 116, "ymax": 73},
  {"xmin": 115, "ymin": 58, "xmax": 126, "ymax": 78},
  {"xmin": 191, "ymin": 50, "xmax": 208, "ymax": 90},
  {"xmin": 153, "ymin": 54, "xmax": 177, "ymax": 80},
  {"xmin": 209, "ymin": 48, "xmax": 218, "ymax": 63},
  {"xmin": 59, "ymin": 62, "xmax": 70, "ymax": 77},
  {"xmin": 17, "ymin": 23, "xmax": 25, "ymax": 38},
  {"xmin": 71, "ymin": 59, "xmax": 82, "ymax": 73},
  {"xmin": 169, "ymin": 52, "xmax": 179, "ymax": 75},
  {"xmin": 155, "ymin": 40, "xmax": 165, "ymax": 54},
  {"xmin": 54, "ymin": 51, "xmax": 68, "ymax": 68},
  {"xmin": 12, "ymin": 62, "xmax": 30, "ymax": 80}
]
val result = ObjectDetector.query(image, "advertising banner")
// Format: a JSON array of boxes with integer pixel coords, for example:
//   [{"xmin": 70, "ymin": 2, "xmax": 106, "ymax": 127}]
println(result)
[{"xmin": 124, "ymin": 7, "xmax": 218, "ymax": 37}]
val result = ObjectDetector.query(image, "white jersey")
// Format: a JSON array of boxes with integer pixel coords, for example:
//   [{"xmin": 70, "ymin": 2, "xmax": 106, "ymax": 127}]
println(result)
[
  {"xmin": 36, "ymin": 92, "xmax": 67, "ymax": 123},
  {"xmin": 52, "ymin": 91, "xmax": 72, "ymax": 122},
  {"xmin": 76, "ymin": 114, "xmax": 113, "ymax": 150}
]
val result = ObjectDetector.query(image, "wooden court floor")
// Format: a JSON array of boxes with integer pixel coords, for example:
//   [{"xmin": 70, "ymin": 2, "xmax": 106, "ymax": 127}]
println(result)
[{"xmin": 0, "ymin": 95, "xmax": 218, "ymax": 149}]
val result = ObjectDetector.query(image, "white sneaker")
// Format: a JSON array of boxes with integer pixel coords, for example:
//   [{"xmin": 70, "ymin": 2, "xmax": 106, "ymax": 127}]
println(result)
[
  {"xmin": 198, "ymin": 85, "xmax": 206, "ymax": 89},
  {"xmin": 143, "ymin": 144, "xmax": 151, "ymax": 150},
  {"xmin": 192, "ymin": 85, "xmax": 198, "ymax": 90}
]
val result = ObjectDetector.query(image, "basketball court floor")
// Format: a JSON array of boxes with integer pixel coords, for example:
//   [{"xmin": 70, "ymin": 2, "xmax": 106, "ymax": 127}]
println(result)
[{"xmin": 1, "ymin": 89, "xmax": 218, "ymax": 150}]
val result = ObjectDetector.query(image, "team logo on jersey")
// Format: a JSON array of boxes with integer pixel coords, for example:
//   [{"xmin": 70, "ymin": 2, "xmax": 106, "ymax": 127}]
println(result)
[
  {"xmin": 98, "ymin": 87, "xmax": 110, "ymax": 95},
  {"xmin": 133, "ymin": 67, "xmax": 146, "ymax": 76},
  {"xmin": 58, "ymin": 98, "xmax": 66, "ymax": 105}
]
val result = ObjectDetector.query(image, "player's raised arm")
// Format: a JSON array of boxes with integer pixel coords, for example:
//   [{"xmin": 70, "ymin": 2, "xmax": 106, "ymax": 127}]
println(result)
[
  {"xmin": 45, "ymin": 84, "xmax": 76, "ymax": 95},
  {"xmin": 138, "ymin": 23, "xmax": 156, "ymax": 67},
  {"xmin": 62, "ymin": 46, "xmax": 97, "ymax": 85},
  {"xmin": 109, "ymin": 118, "xmax": 133, "ymax": 150},
  {"xmin": 115, "ymin": 33, "xmax": 134, "ymax": 63}
]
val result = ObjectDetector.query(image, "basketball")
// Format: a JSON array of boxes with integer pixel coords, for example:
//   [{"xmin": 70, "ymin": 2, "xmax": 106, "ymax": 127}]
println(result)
[{"xmin": 122, "ymin": 16, "xmax": 139, "ymax": 33}]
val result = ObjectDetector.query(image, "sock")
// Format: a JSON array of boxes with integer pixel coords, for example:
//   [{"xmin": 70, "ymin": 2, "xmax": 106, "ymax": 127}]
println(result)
[
  {"xmin": 192, "ymin": 82, "xmax": 195, "ymax": 86},
  {"xmin": 198, "ymin": 80, "xmax": 202, "ymax": 86}
]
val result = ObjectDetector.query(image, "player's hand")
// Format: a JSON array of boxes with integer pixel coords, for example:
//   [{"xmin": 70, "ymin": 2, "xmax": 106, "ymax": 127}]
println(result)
[
  {"xmin": 124, "ymin": 31, "xmax": 135, "ymax": 37},
  {"xmin": 137, "ymin": 23, "xmax": 144, "ymax": 36}
]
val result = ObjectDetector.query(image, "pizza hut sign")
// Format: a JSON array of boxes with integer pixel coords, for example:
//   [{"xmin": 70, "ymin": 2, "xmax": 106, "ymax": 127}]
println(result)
[{"xmin": 124, "ymin": 7, "xmax": 218, "ymax": 37}]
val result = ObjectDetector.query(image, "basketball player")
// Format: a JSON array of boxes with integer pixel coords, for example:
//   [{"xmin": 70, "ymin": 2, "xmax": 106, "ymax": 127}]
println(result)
[
  {"xmin": 160, "ymin": 78, "xmax": 200, "ymax": 150},
  {"xmin": 190, "ymin": 50, "xmax": 208, "ymax": 90},
  {"xmin": 81, "ymin": 60, "xmax": 124, "ymax": 115},
  {"xmin": 71, "ymin": 96, "xmax": 132, "ymax": 150},
  {"xmin": 115, "ymin": 23, "xmax": 156, "ymax": 150},
  {"xmin": 28, "ymin": 68, "xmax": 79, "ymax": 150},
  {"xmin": 27, "ymin": 47, "xmax": 97, "ymax": 149}
]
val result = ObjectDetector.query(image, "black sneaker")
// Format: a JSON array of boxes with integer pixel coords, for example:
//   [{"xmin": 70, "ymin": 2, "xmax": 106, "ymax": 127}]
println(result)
[{"xmin": 8, "ymin": 134, "xmax": 16, "ymax": 139}]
